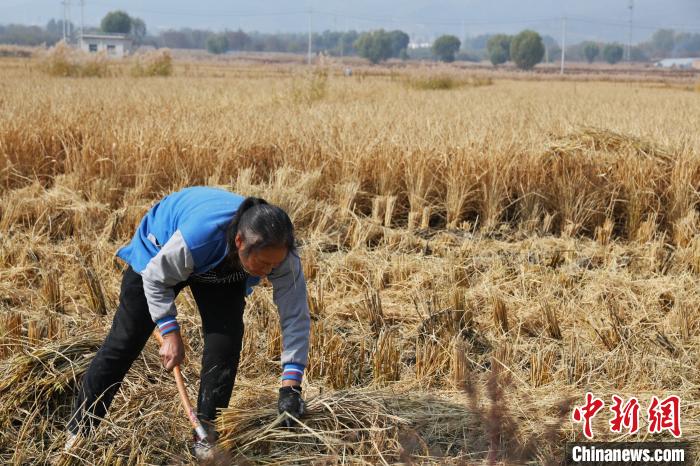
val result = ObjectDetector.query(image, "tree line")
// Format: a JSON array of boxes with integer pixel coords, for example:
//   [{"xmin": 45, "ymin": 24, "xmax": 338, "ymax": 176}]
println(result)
[
  {"xmin": 1, "ymin": 10, "xmax": 699, "ymax": 67},
  {"xmin": 484, "ymin": 32, "xmax": 625, "ymax": 67}
]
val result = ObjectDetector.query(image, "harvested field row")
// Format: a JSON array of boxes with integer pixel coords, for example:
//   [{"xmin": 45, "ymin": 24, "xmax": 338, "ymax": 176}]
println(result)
[{"xmin": 0, "ymin": 63, "xmax": 698, "ymax": 464}]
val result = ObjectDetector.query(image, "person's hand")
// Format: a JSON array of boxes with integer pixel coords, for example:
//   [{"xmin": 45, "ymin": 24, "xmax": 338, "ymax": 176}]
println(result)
[
  {"xmin": 278, "ymin": 386, "xmax": 304, "ymax": 427},
  {"xmin": 159, "ymin": 331, "xmax": 185, "ymax": 371}
]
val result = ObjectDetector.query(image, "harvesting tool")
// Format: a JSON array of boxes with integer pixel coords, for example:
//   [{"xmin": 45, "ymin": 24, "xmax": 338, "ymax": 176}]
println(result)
[{"xmin": 152, "ymin": 330, "xmax": 210, "ymax": 446}]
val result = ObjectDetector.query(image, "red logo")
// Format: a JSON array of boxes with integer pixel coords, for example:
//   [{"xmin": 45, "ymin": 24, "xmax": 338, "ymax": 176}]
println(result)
[
  {"xmin": 609, "ymin": 395, "xmax": 640, "ymax": 434},
  {"xmin": 648, "ymin": 395, "xmax": 682, "ymax": 438},
  {"xmin": 572, "ymin": 392, "xmax": 605, "ymax": 439},
  {"xmin": 572, "ymin": 394, "xmax": 682, "ymax": 439}
]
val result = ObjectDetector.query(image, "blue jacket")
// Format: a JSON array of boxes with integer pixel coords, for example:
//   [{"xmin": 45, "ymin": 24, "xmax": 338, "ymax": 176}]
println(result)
[{"xmin": 117, "ymin": 186, "xmax": 310, "ymax": 367}]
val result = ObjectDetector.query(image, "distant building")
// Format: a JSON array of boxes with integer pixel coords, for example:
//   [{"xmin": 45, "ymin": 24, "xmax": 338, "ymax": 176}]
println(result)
[
  {"xmin": 408, "ymin": 42, "xmax": 432, "ymax": 49},
  {"xmin": 655, "ymin": 58, "xmax": 700, "ymax": 69},
  {"xmin": 80, "ymin": 33, "xmax": 132, "ymax": 57}
]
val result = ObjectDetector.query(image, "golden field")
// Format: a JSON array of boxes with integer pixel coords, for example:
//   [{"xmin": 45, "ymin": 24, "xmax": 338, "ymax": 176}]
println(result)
[{"xmin": 1, "ymin": 55, "xmax": 700, "ymax": 464}]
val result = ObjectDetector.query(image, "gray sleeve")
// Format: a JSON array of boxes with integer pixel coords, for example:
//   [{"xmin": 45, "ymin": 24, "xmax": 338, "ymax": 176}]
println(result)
[
  {"xmin": 269, "ymin": 251, "xmax": 311, "ymax": 367},
  {"xmin": 140, "ymin": 230, "xmax": 194, "ymax": 323}
]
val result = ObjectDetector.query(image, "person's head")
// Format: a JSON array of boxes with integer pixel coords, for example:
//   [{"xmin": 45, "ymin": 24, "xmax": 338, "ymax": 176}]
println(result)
[{"xmin": 226, "ymin": 197, "xmax": 296, "ymax": 277}]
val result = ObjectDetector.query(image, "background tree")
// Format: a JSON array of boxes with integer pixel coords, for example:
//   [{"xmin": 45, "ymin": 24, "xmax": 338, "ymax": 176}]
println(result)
[
  {"xmin": 673, "ymin": 32, "xmax": 700, "ymax": 57},
  {"xmin": 582, "ymin": 41, "xmax": 600, "ymax": 63},
  {"xmin": 158, "ymin": 28, "xmax": 209, "ymax": 49},
  {"xmin": 46, "ymin": 19, "xmax": 74, "ymax": 38},
  {"xmin": 388, "ymin": 30, "xmax": 410, "ymax": 59},
  {"xmin": 433, "ymin": 35, "xmax": 461, "ymax": 62},
  {"xmin": 462, "ymin": 34, "xmax": 491, "ymax": 59},
  {"xmin": 206, "ymin": 33, "xmax": 229, "ymax": 54},
  {"xmin": 159, "ymin": 29, "xmax": 189, "ymax": 48},
  {"xmin": 650, "ymin": 29, "xmax": 675, "ymax": 57},
  {"xmin": 510, "ymin": 30, "xmax": 544, "ymax": 70},
  {"xmin": 315, "ymin": 30, "xmax": 341, "ymax": 54},
  {"xmin": 188, "ymin": 29, "xmax": 211, "ymax": 49},
  {"xmin": 45, "ymin": 18, "xmax": 59, "ymax": 36},
  {"xmin": 0, "ymin": 24, "xmax": 56, "ymax": 45},
  {"xmin": 602, "ymin": 43, "xmax": 624, "ymax": 64},
  {"xmin": 225, "ymin": 29, "xmax": 251, "ymax": 51},
  {"xmin": 487, "ymin": 34, "xmax": 511, "ymax": 65},
  {"xmin": 262, "ymin": 35, "xmax": 284, "ymax": 52},
  {"xmin": 101, "ymin": 10, "xmax": 132, "ymax": 34},
  {"xmin": 546, "ymin": 44, "xmax": 562, "ymax": 63},
  {"xmin": 338, "ymin": 30, "xmax": 359, "ymax": 56},
  {"xmin": 130, "ymin": 17, "xmax": 146, "ymax": 44},
  {"xmin": 355, "ymin": 30, "xmax": 393, "ymax": 64},
  {"xmin": 629, "ymin": 45, "xmax": 650, "ymax": 62}
]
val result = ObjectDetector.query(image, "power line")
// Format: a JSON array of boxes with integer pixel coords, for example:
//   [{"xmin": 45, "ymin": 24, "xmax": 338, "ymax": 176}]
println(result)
[
  {"xmin": 77, "ymin": 2, "xmax": 562, "ymax": 27},
  {"xmin": 314, "ymin": 10, "xmax": 560, "ymax": 27},
  {"xmin": 84, "ymin": 2, "xmax": 307, "ymax": 18},
  {"xmin": 24, "ymin": 3, "xmax": 700, "ymax": 37},
  {"xmin": 568, "ymin": 16, "xmax": 700, "ymax": 32},
  {"xmin": 0, "ymin": 0, "xmax": 45, "ymax": 10}
]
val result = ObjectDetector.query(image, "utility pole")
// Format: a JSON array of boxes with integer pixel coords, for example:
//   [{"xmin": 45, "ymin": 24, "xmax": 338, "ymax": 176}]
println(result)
[
  {"xmin": 65, "ymin": 0, "xmax": 72, "ymax": 42},
  {"xmin": 68, "ymin": 0, "xmax": 72, "ymax": 42},
  {"xmin": 627, "ymin": 0, "xmax": 634, "ymax": 61},
  {"xmin": 61, "ymin": 0, "xmax": 66, "ymax": 42},
  {"xmin": 80, "ymin": 0, "xmax": 84, "ymax": 48},
  {"xmin": 307, "ymin": 8, "xmax": 312, "ymax": 66},
  {"xmin": 560, "ymin": 16, "xmax": 566, "ymax": 75}
]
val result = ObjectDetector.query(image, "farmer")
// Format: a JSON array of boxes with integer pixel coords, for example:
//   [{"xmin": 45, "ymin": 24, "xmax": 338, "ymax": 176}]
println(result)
[{"xmin": 66, "ymin": 186, "xmax": 310, "ymax": 459}]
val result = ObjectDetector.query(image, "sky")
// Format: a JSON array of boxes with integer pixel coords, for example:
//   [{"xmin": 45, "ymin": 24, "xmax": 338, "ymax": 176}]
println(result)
[{"xmin": 1, "ymin": 0, "xmax": 699, "ymax": 43}]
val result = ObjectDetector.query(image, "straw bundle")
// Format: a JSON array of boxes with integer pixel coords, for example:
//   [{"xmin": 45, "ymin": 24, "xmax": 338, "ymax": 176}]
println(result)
[
  {"xmin": 217, "ymin": 388, "xmax": 485, "ymax": 464},
  {"xmin": 0, "ymin": 335, "xmax": 100, "ymax": 426}
]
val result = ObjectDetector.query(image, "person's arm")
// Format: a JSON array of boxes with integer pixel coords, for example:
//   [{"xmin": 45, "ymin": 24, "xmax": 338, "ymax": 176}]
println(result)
[
  {"xmin": 268, "ymin": 251, "xmax": 311, "ymax": 387},
  {"xmin": 140, "ymin": 230, "xmax": 194, "ymax": 369}
]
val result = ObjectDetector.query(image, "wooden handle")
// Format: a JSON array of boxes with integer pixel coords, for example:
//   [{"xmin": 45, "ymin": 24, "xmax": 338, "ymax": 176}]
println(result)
[{"xmin": 153, "ymin": 330, "xmax": 209, "ymax": 442}]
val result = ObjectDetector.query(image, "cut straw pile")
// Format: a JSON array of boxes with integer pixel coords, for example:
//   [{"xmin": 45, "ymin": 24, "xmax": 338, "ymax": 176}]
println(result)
[
  {"xmin": 0, "ymin": 335, "xmax": 100, "ymax": 461},
  {"xmin": 218, "ymin": 389, "xmax": 412, "ymax": 463},
  {"xmin": 0, "ymin": 335, "xmax": 100, "ymax": 429}
]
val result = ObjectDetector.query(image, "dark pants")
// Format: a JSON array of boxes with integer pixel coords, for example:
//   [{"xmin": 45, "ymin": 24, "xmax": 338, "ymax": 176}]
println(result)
[{"xmin": 68, "ymin": 266, "xmax": 246, "ymax": 437}]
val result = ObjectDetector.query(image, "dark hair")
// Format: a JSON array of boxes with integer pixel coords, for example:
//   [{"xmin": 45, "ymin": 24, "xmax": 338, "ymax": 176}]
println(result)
[{"xmin": 226, "ymin": 197, "xmax": 296, "ymax": 262}]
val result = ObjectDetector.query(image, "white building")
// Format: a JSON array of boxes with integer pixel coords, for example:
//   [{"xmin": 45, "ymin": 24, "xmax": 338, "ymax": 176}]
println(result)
[
  {"xmin": 655, "ymin": 58, "xmax": 700, "ymax": 70},
  {"xmin": 80, "ymin": 33, "xmax": 132, "ymax": 57},
  {"xmin": 408, "ymin": 41, "xmax": 432, "ymax": 50}
]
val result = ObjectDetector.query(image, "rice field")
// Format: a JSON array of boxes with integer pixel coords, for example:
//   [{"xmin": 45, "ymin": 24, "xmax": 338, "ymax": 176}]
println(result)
[{"xmin": 1, "ymin": 55, "xmax": 700, "ymax": 464}]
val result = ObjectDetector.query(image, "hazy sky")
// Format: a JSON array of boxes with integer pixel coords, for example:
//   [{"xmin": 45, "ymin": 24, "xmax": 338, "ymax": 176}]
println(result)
[{"xmin": 2, "ymin": 0, "xmax": 699, "ymax": 43}]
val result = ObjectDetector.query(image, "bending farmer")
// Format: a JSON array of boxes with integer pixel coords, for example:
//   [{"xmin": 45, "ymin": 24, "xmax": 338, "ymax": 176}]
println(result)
[{"xmin": 67, "ymin": 186, "xmax": 310, "ymax": 458}]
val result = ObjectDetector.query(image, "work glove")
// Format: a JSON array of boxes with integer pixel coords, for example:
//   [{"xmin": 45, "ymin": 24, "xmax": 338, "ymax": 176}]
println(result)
[{"xmin": 278, "ymin": 386, "xmax": 305, "ymax": 427}]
